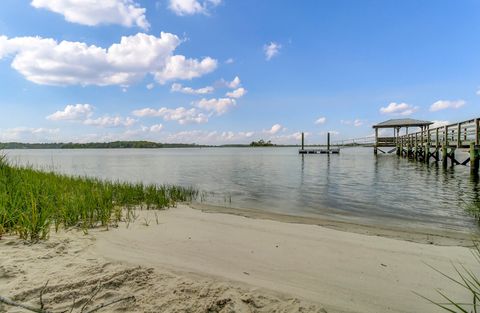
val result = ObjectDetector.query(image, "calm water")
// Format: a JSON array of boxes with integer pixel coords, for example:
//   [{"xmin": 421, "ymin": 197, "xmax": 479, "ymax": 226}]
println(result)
[{"xmin": 5, "ymin": 147, "xmax": 480, "ymax": 232}]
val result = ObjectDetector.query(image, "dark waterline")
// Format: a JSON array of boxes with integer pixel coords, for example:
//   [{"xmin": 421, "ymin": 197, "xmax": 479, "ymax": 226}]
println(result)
[{"xmin": 4, "ymin": 147, "xmax": 479, "ymax": 232}]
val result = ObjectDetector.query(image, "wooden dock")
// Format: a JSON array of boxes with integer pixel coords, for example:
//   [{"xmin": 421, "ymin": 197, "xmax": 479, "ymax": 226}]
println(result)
[
  {"xmin": 372, "ymin": 117, "xmax": 479, "ymax": 174},
  {"xmin": 299, "ymin": 132, "xmax": 340, "ymax": 154},
  {"xmin": 299, "ymin": 148, "xmax": 340, "ymax": 154}
]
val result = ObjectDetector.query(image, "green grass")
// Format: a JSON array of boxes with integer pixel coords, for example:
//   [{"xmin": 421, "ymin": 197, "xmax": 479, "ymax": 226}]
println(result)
[
  {"xmin": 417, "ymin": 242, "xmax": 480, "ymax": 313},
  {"xmin": 0, "ymin": 155, "xmax": 197, "ymax": 241}
]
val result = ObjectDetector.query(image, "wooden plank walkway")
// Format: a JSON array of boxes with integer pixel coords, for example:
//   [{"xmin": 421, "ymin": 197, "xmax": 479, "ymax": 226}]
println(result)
[{"xmin": 388, "ymin": 117, "xmax": 479, "ymax": 174}]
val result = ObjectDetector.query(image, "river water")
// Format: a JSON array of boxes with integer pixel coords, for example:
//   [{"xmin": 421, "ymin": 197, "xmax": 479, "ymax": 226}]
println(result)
[{"xmin": 4, "ymin": 147, "xmax": 479, "ymax": 232}]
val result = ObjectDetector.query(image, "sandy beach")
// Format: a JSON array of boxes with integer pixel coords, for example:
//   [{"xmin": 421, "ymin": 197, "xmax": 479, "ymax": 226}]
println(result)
[{"xmin": 1, "ymin": 204, "xmax": 478, "ymax": 313}]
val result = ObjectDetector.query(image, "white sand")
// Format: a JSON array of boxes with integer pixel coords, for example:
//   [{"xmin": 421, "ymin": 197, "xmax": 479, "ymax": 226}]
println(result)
[{"xmin": 1, "ymin": 204, "xmax": 478, "ymax": 313}]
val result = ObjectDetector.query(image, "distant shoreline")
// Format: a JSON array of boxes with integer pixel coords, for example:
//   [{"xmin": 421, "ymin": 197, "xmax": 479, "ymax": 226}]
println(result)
[{"xmin": 0, "ymin": 140, "xmax": 369, "ymax": 149}]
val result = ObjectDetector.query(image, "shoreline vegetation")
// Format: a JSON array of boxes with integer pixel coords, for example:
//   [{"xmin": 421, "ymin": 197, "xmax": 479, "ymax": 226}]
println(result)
[
  {"xmin": 0, "ymin": 141, "xmax": 289, "ymax": 149},
  {"xmin": 0, "ymin": 140, "xmax": 370, "ymax": 149},
  {"xmin": 0, "ymin": 155, "xmax": 197, "ymax": 241}
]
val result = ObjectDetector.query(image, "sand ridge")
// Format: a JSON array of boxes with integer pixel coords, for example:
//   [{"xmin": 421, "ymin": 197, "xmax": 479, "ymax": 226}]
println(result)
[
  {"xmin": 0, "ymin": 226, "xmax": 327, "ymax": 312},
  {"xmin": 0, "ymin": 204, "xmax": 478, "ymax": 313}
]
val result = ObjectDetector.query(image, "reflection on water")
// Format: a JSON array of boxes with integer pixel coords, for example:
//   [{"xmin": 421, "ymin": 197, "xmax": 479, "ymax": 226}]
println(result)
[{"xmin": 4, "ymin": 147, "xmax": 479, "ymax": 232}]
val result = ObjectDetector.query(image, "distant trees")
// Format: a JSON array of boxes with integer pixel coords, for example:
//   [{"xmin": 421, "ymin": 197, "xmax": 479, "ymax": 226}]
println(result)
[
  {"xmin": 249, "ymin": 139, "xmax": 274, "ymax": 147},
  {"xmin": 0, "ymin": 141, "xmax": 205, "ymax": 149}
]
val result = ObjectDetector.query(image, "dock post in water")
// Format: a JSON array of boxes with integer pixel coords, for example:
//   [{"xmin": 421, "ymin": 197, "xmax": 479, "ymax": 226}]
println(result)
[
  {"xmin": 327, "ymin": 132, "xmax": 331, "ymax": 151},
  {"xmin": 301, "ymin": 132, "xmax": 304, "ymax": 150},
  {"xmin": 470, "ymin": 142, "xmax": 479, "ymax": 174},
  {"xmin": 442, "ymin": 125, "xmax": 448, "ymax": 167}
]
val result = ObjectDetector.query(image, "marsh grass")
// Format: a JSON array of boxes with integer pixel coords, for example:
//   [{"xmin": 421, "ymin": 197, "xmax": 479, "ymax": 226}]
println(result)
[
  {"xmin": 0, "ymin": 156, "xmax": 197, "ymax": 241},
  {"xmin": 417, "ymin": 242, "xmax": 480, "ymax": 313}
]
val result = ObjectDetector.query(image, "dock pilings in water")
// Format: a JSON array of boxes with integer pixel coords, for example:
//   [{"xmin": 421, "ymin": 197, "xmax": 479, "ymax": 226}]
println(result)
[{"xmin": 384, "ymin": 118, "xmax": 480, "ymax": 175}]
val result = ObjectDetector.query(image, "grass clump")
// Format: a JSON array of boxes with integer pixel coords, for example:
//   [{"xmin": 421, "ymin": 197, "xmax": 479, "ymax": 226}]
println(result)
[
  {"xmin": 417, "ymin": 242, "xmax": 480, "ymax": 313},
  {"xmin": 0, "ymin": 155, "xmax": 197, "ymax": 241}
]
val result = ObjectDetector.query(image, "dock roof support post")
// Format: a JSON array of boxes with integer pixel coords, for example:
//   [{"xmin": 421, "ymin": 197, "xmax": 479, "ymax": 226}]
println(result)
[
  {"xmin": 301, "ymin": 132, "xmax": 304, "ymax": 150},
  {"xmin": 457, "ymin": 123, "xmax": 462, "ymax": 148},
  {"xmin": 374, "ymin": 128, "xmax": 378, "ymax": 155},
  {"xmin": 476, "ymin": 118, "xmax": 479, "ymax": 146}
]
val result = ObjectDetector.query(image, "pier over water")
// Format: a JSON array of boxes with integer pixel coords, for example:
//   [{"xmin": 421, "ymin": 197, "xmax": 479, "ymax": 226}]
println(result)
[{"xmin": 372, "ymin": 117, "xmax": 480, "ymax": 174}]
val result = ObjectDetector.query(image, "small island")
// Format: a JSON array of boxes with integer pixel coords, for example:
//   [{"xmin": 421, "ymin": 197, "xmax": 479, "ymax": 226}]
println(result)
[{"xmin": 249, "ymin": 139, "xmax": 275, "ymax": 147}]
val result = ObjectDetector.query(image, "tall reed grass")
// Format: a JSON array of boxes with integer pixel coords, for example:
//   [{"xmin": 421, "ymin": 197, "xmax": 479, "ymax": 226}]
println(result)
[{"xmin": 0, "ymin": 155, "xmax": 197, "ymax": 241}]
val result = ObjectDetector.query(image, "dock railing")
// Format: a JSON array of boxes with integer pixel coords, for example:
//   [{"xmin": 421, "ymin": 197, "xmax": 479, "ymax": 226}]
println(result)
[{"xmin": 398, "ymin": 118, "xmax": 479, "ymax": 148}]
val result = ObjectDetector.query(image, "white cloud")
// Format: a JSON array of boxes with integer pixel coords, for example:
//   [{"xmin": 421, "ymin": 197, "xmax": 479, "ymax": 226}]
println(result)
[
  {"xmin": 225, "ymin": 76, "xmax": 241, "ymax": 89},
  {"xmin": 429, "ymin": 100, "xmax": 465, "ymax": 112},
  {"xmin": 430, "ymin": 120, "xmax": 450, "ymax": 128},
  {"xmin": 147, "ymin": 124, "xmax": 164, "ymax": 132},
  {"xmin": 132, "ymin": 107, "xmax": 209, "ymax": 125},
  {"xmin": 341, "ymin": 119, "xmax": 364, "ymax": 127},
  {"xmin": 314, "ymin": 117, "xmax": 326, "ymax": 125},
  {"xmin": 47, "ymin": 104, "xmax": 136, "ymax": 128},
  {"xmin": 265, "ymin": 124, "xmax": 284, "ymax": 135},
  {"xmin": 164, "ymin": 129, "xmax": 255, "ymax": 144},
  {"xmin": 380, "ymin": 102, "xmax": 418, "ymax": 116},
  {"xmin": 0, "ymin": 127, "xmax": 60, "ymax": 142},
  {"xmin": 225, "ymin": 58, "xmax": 234, "ymax": 64},
  {"xmin": 31, "ymin": 0, "xmax": 150, "ymax": 29},
  {"xmin": 168, "ymin": 0, "xmax": 221, "ymax": 16},
  {"xmin": 264, "ymin": 42, "xmax": 281, "ymax": 61},
  {"xmin": 84, "ymin": 116, "xmax": 136, "ymax": 128},
  {"xmin": 270, "ymin": 132, "xmax": 307, "ymax": 143},
  {"xmin": 46, "ymin": 104, "xmax": 93, "ymax": 121},
  {"xmin": 195, "ymin": 98, "xmax": 236, "ymax": 115},
  {"xmin": 0, "ymin": 32, "xmax": 217, "ymax": 86},
  {"xmin": 476, "ymin": 88, "xmax": 480, "ymax": 96},
  {"xmin": 171, "ymin": 83, "xmax": 214, "ymax": 95},
  {"xmin": 153, "ymin": 55, "xmax": 217, "ymax": 84},
  {"xmin": 225, "ymin": 87, "xmax": 247, "ymax": 99},
  {"xmin": 146, "ymin": 83, "xmax": 155, "ymax": 90},
  {"xmin": 320, "ymin": 130, "xmax": 340, "ymax": 136}
]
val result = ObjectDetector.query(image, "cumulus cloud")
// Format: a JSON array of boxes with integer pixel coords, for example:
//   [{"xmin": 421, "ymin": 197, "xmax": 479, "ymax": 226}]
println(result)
[
  {"xmin": 132, "ymin": 107, "xmax": 209, "ymax": 125},
  {"xmin": 225, "ymin": 87, "xmax": 247, "ymax": 99},
  {"xmin": 84, "ymin": 116, "xmax": 136, "ymax": 128},
  {"xmin": 218, "ymin": 76, "xmax": 241, "ymax": 89},
  {"xmin": 0, "ymin": 127, "xmax": 60, "ymax": 142},
  {"xmin": 47, "ymin": 104, "xmax": 136, "ymax": 128},
  {"xmin": 0, "ymin": 32, "xmax": 217, "ymax": 86},
  {"xmin": 171, "ymin": 83, "xmax": 214, "ymax": 95},
  {"xmin": 31, "ymin": 0, "xmax": 150, "ymax": 29},
  {"xmin": 265, "ymin": 124, "xmax": 284, "ymax": 135},
  {"xmin": 46, "ymin": 104, "xmax": 93, "ymax": 121},
  {"xmin": 341, "ymin": 119, "xmax": 364, "ymax": 127},
  {"xmin": 153, "ymin": 55, "xmax": 217, "ymax": 84},
  {"xmin": 146, "ymin": 83, "xmax": 155, "ymax": 90},
  {"xmin": 430, "ymin": 120, "xmax": 450, "ymax": 128},
  {"xmin": 168, "ymin": 0, "xmax": 222, "ymax": 16},
  {"xmin": 429, "ymin": 100, "xmax": 465, "ymax": 112},
  {"xmin": 264, "ymin": 42, "xmax": 281, "ymax": 61},
  {"xmin": 195, "ymin": 98, "xmax": 236, "ymax": 115},
  {"xmin": 380, "ymin": 102, "xmax": 418, "ymax": 116},
  {"xmin": 146, "ymin": 124, "xmax": 164, "ymax": 132},
  {"xmin": 314, "ymin": 117, "xmax": 326, "ymax": 125}
]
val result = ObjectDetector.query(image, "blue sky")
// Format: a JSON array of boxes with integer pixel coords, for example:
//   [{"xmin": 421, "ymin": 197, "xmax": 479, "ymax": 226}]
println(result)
[{"xmin": 0, "ymin": 0, "xmax": 479, "ymax": 144}]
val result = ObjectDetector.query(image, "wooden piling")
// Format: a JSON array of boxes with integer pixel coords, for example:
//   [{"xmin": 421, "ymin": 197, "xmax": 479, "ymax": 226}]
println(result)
[
  {"xmin": 301, "ymin": 132, "xmax": 304, "ymax": 150},
  {"xmin": 413, "ymin": 133, "xmax": 418, "ymax": 160},
  {"xmin": 470, "ymin": 142, "xmax": 479, "ymax": 174},
  {"xmin": 457, "ymin": 123, "xmax": 461, "ymax": 148},
  {"xmin": 476, "ymin": 118, "xmax": 479, "ymax": 146},
  {"xmin": 442, "ymin": 146, "xmax": 448, "ymax": 167},
  {"xmin": 327, "ymin": 132, "xmax": 330, "ymax": 151}
]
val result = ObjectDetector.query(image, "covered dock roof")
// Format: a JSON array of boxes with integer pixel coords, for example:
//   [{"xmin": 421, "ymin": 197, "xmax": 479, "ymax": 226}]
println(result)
[{"xmin": 372, "ymin": 118, "xmax": 433, "ymax": 129}]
